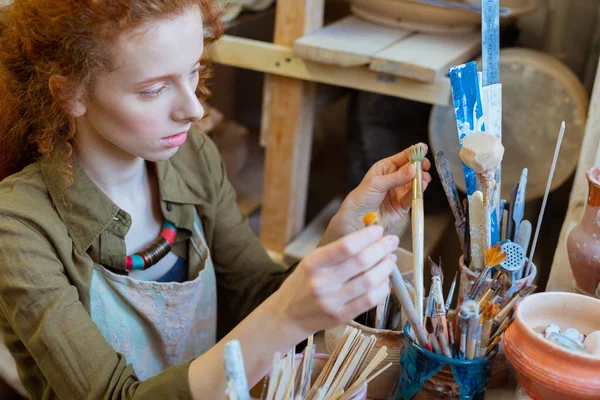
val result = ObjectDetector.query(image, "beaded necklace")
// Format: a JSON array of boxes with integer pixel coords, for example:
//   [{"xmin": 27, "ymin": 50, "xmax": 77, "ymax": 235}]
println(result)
[{"xmin": 126, "ymin": 220, "xmax": 178, "ymax": 271}]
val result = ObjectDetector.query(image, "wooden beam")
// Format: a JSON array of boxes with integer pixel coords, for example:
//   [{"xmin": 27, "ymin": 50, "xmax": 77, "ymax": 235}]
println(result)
[
  {"xmin": 258, "ymin": 0, "xmax": 325, "ymax": 252},
  {"xmin": 369, "ymin": 31, "xmax": 481, "ymax": 82},
  {"xmin": 212, "ymin": 35, "xmax": 452, "ymax": 106},
  {"xmin": 547, "ymin": 56, "xmax": 600, "ymax": 292}
]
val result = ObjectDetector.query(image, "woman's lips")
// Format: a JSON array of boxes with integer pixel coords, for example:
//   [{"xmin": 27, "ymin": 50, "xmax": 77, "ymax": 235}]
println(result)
[{"xmin": 161, "ymin": 131, "xmax": 188, "ymax": 147}]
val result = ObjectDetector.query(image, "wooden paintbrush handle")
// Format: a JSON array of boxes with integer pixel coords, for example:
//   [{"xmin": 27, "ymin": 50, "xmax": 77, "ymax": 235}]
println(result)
[
  {"xmin": 390, "ymin": 268, "xmax": 428, "ymax": 348},
  {"xmin": 412, "ymin": 197, "xmax": 424, "ymax": 326}
]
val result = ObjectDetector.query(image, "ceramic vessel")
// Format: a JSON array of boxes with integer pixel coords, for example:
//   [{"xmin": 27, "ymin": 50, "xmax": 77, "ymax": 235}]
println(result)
[
  {"xmin": 455, "ymin": 255, "xmax": 536, "ymax": 389},
  {"xmin": 503, "ymin": 292, "xmax": 600, "ymax": 399},
  {"xmin": 389, "ymin": 323, "xmax": 496, "ymax": 400},
  {"xmin": 567, "ymin": 166, "xmax": 600, "ymax": 296}
]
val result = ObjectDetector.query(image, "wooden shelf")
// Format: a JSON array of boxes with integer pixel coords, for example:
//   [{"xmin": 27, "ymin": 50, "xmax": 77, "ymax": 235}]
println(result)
[
  {"xmin": 213, "ymin": 34, "xmax": 452, "ymax": 106},
  {"xmin": 293, "ymin": 16, "xmax": 481, "ymax": 83}
]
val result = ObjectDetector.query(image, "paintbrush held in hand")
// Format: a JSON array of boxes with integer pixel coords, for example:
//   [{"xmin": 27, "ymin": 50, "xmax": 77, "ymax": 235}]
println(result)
[
  {"xmin": 409, "ymin": 144, "xmax": 426, "ymax": 327},
  {"xmin": 362, "ymin": 213, "xmax": 430, "ymax": 349}
]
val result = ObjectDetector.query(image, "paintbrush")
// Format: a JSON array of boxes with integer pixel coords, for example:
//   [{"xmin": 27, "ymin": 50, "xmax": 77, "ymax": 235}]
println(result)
[
  {"xmin": 429, "ymin": 258, "xmax": 449, "ymax": 343},
  {"xmin": 468, "ymin": 244, "xmax": 506, "ymax": 300},
  {"xmin": 463, "ymin": 300, "xmax": 480, "ymax": 360},
  {"xmin": 435, "ymin": 150, "xmax": 466, "ymax": 253},
  {"xmin": 362, "ymin": 212, "xmax": 430, "ymax": 349},
  {"xmin": 224, "ymin": 340, "xmax": 251, "ymax": 400},
  {"xmin": 409, "ymin": 144, "xmax": 427, "ymax": 326},
  {"xmin": 457, "ymin": 307, "xmax": 470, "ymax": 359},
  {"xmin": 525, "ymin": 121, "xmax": 566, "ymax": 277},
  {"xmin": 425, "ymin": 316, "xmax": 442, "ymax": 355},
  {"xmin": 478, "ymin": 280, "xmax": 500, "ymax": 309},
  {"xmin": 447, "ymin": 319, "xmax": 456, "ymax": 357},
  {"xmin": 437, "ymin": 319, "xmax": 452, "ymax": 358},
  {"xmin": 493, "ymin": 285, "xmax": 537, "ymax": 326},
  {"xmin": 445, "ymin": 271, "xmax": 458, "ymax": 312}
]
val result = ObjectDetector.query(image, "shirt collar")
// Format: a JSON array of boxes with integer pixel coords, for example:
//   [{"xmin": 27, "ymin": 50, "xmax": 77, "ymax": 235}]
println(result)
[{"xmin": 40, "ymin": 144, "xmax": 208, "ymax": 254}]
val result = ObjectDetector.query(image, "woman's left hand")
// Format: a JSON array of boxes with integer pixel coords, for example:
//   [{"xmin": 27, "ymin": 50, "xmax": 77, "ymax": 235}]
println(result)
[{"xmin": 320, "ymin": 143, "xmax": 432, "ymax": 246}]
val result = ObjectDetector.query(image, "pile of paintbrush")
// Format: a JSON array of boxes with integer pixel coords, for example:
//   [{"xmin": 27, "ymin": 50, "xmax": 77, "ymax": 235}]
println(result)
[
  {"xmin": 260, "ymin": 328, "xmax": 391, "ymax": 400},
  {"xmin": 420, "ymin": 246, "xmax": 536, "ymax": 360}
]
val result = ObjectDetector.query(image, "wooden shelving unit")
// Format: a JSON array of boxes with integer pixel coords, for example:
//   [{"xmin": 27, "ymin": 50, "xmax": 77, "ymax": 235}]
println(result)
[{"xmin": 213, "ymin": 3, "xmax": 481, "ymax": 253}]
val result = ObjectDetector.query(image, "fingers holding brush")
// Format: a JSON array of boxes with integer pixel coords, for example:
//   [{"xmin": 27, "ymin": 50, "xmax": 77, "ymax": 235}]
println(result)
[
  {"xmin": 274, "ymin": 225, "xmax": 400, "ymax": 335},
  {"xmin": 332, "ymin": 234, "xmax": 399, "ymax": 282}
]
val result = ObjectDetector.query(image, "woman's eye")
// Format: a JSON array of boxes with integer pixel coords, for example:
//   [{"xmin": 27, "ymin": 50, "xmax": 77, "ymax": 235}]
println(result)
[
  {"xmin": 189, "ymin": 67, "xmax": 200, "ymax": 78},
  {"xmin": 139, "ymin": 86, "xmax": 166, "ymax": 98}
]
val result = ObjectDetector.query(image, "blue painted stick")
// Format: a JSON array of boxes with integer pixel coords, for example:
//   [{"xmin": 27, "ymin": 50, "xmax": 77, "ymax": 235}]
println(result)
[{"xmin": 449, "ymin": 61, "xmax": 484, "ymax": 197}]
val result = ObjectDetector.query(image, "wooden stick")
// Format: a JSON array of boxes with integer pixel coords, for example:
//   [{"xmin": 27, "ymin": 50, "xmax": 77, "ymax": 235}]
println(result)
[
  {"xmin": 526, "ymin": 121, "xmax": 566, "ymax": 276},
  {"xmin": 338, "ymin": 362, "xmax": 393, "ymax": 400},
  {"xmin": 265, "ymin": 352, "xmax": 281, "ymax": 400}
]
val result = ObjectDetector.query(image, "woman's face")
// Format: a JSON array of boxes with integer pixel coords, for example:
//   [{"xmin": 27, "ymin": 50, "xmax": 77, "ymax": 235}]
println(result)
[{"xmin": 75, "ymin": 7, "xmax": 205, "ymax": 162}]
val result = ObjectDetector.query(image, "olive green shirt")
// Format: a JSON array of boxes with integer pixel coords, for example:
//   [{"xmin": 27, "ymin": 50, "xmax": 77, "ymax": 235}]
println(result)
[{"xmin": 0, "ymin": 131, "xmax": 294, "ymax": 399}]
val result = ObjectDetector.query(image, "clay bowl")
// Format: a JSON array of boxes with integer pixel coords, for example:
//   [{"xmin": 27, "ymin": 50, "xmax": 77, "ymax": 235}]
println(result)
[
  {"xmin": 503, "ymin": 292, "xmax": 600, "ymax": 399},
  {"xmin": 324, "ymin": 248, "xmax": 413, "ymax": 400}
]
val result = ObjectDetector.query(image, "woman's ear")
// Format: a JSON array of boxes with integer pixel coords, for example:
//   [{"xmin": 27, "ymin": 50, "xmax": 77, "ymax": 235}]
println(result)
[{"xmin": 48, "ymin": 75, "xmax": 87, "ymax": 117}]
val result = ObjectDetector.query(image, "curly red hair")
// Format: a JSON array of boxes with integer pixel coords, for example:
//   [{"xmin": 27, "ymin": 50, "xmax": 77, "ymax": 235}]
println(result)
[{"xmin": 0, "ymin": 0, "xmax": 223, "ymax": 182}]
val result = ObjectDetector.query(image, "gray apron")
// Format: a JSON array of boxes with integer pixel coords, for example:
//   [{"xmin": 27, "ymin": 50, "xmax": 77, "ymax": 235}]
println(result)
[{"xmin": 89, "ymin": 210, "xmax": 217, "ymax": 380}]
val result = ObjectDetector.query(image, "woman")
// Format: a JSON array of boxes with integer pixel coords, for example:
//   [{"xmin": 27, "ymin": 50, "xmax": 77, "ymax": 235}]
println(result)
[{"xmin": 0, "ymin": 1, "xmax": 431, "ymax": 399}]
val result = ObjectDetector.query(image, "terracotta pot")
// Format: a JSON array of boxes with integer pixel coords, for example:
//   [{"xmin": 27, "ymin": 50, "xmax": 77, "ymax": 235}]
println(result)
[
  {"xmin": 568, "ymin": 166, "xmax": 600, "ymax": 296},
  {"xmin": 503, "ymin": 292, "xmax": 600, "ymax": 399}
]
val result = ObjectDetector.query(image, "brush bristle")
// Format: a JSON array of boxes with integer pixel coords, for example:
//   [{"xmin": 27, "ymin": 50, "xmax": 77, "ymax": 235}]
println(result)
[
  {"xmin": 484, "ymin": 244, "xmax": 506, "ymax": 267},
  {"xmin": 363, "ymin": 212, "xmax": 379, "ymax": 226},
  {"xmin": 408, "ymin": 143, "xmax": 426, "ymax": 163},
  {"xmin": 428, "ymin": 257, "xmax": 442, "ymax": 277}
]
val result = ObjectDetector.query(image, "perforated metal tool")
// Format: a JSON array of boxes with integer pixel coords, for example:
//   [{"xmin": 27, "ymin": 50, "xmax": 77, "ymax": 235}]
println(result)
[
  {"xmin": 499, "ymin": 240, "xmax": 526, "ymax": 274},
  {"xmin": 499, "ymin": 240, "xmax": 526, "ymax": 296}
]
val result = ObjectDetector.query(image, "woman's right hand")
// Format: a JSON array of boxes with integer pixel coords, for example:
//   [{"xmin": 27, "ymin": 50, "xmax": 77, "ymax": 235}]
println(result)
[{"xmin": 272, "ymin": 225, "xmax": 399, "ymax": 337}]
